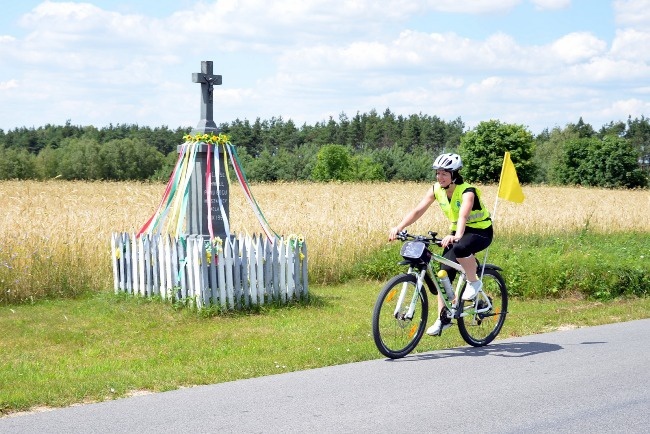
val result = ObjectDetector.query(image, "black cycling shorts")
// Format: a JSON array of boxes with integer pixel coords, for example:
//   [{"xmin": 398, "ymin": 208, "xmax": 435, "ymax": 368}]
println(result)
[{"xmin": 441, "ymin": 226, "xmax": 493, "ymax": 281}]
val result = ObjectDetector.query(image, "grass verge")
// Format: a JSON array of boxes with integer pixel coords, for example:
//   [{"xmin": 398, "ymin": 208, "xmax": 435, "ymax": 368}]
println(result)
[
  {"xmin": 354, "ymin": 232, "xmax": 650, "ymax": 299},
  {"xmin": 1, "ymin": 282, "xmax": 649, "ymax": 417}
]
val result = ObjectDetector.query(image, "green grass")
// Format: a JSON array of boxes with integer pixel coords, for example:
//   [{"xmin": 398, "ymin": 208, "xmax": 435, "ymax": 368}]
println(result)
[
  {"xmin": 355, "ymin": 232, "xmax": 650, "ymax": 299},
  {"xmin": 2, "ymin": 283, "xmax": 649, "ymax": 417}
]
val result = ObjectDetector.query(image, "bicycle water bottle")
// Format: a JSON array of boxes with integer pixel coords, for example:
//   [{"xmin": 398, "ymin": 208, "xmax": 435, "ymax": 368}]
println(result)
[{"xmin": 437, "ymin": 270, "xmax": 455, "ymax": 299}]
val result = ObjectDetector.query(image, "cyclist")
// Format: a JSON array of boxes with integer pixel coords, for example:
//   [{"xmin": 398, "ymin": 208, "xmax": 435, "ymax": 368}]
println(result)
[{"xmin": 388, "ymin": 153, "xmax": 493, "ymax": 335}]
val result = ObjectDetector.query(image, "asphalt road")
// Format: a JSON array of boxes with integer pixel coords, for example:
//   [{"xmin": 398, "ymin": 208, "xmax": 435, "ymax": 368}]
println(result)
[{"xmin": 2, "ymin": 319, "xmax": 649, "ymax": 433}]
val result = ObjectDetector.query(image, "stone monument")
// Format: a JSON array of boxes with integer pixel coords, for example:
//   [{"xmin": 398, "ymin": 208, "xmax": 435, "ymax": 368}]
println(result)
[{"xmin": 186, "ymin": 60, "xmax": 229, "ymax": 239}]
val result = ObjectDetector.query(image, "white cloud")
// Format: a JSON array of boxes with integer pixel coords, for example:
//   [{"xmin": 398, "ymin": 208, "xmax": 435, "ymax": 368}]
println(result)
[
  {"xmin": 0, "ymin": 79, "xmax": 18, "ymax": 90},
  {"xmin": 611, "ymin": 28, "xmax": 650, "ymax": 61},
  {"xmin": 530, "ymin": 0, "xmax": 571, "ymax": 11},
  {"xmin": 424, "ymin": 0, "xmax": 522, "ymax": 14},
  {"xmin": 467, "ymin": 76, "xmax": 505, "ymax": 96},
  {"xmin": 13, "ymin": 2, "xmax": 183, "ymax": 73},
  {"xmin": 276, "ymin": 29, "xmax": 559, "ymax": 84},
  {"xmin": 597, "ymin": 98, "xmax": 650, "ymax": 122},
  {"xmin": 171, "ymin": 0, "xmax": 419, "ymax": 49},
  {"xmin": 550, "ymin": 32, "xmax": 607, "ymax": 63},
  {"xmin": 614, "ymin": 0, "xmax": 650, "ymax": 29},
  {"xmin": 20, "ymin": 1, "xmax": 105, "ymax": 30},
  {"xmin": 566, "ymin": 57, "xmax": 650, "ymax": 82},
  {"xmin": 430, "ymin": 76, "xmax": 465, "ymax": 89}
]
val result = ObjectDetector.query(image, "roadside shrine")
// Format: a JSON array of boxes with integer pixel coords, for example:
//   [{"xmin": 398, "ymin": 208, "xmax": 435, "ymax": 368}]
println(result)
[{"xmin": 111, "ymin": 61, "xmax": 308, "ymax": 309}]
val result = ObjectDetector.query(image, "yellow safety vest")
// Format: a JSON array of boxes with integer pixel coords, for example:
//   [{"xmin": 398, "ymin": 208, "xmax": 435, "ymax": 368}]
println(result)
[{"xmin": 433, "ymin": 182, "xmax": 491, "ymax": 231}]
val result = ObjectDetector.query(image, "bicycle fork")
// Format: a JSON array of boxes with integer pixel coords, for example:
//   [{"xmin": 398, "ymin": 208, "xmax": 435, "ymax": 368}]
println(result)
[{"xmin": 393, "ymin": 270, "xmax": 426, "ymax": 321}]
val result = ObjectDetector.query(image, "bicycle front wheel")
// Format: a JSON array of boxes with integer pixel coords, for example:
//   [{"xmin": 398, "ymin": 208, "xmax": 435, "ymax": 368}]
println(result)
[
  {"xmin": 458, "ymin": 268, "xmax": 508, "ymax": 347},
  {"xmin": 372, "ymin": 273, "xmax": 428, "ymax": 359}
]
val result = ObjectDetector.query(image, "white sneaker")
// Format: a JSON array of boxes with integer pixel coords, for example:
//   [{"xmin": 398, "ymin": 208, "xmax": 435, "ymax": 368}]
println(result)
[
  {"xmin": 462, "ymin": 280, "xmax": 482, "ymax": 301},
  {"xmin": 427, "ymin": 319, "xmax": 453, "ymax": 336}
]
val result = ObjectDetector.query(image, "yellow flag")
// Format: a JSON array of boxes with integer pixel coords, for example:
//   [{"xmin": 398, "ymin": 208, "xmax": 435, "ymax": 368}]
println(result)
[{"xmin": 497, "ymin": 152, "xmax": 525, "ymax": 203}]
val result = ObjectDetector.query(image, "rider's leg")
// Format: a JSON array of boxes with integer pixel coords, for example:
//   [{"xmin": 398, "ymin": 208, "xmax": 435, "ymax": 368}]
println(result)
[
  {"xmin": 454, "ymin": 233, "xmax": 493, "ymax": 299},
  {"xmin": 451, "ymin": 232, "xmax": 492, "ymax": 282},
  {"xmin": 457, "ymin": 254, "xmax": 482, "ymax": 300},
  {"xmin": 427, "ymin": 292, "xmax": 451, "ymax": 335},
  {"xmin": 457, "ymin": 255, "xmax": 478, "ymax": 281}
]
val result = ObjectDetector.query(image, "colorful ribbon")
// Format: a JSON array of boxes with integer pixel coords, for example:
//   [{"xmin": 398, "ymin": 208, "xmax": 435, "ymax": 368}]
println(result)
[{"xmin": 137, "ymin": 137, "xmax": 278, "ymax": 244}]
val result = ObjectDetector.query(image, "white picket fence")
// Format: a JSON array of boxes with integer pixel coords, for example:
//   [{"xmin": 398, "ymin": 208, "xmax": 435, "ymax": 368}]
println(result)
[{"xmin": 110, "ymin": 233, "xmax": 308, "ymax": 309}]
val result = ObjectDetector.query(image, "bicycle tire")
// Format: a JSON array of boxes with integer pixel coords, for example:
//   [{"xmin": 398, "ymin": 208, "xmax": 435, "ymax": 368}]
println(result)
[
  {"xmin": 372, "ymin": 273, "xmax": 428, "ymax": 359},
  {"xmin": 457, "ymin": 268, "xmax": 508, "ymax": 347}
]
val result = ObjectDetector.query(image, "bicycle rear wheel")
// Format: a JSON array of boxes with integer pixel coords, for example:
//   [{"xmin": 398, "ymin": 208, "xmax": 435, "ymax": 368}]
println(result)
[
  {"xmin": 458, "ymin": 268, "xmax": 508, "ymax": 347},
  {"xmin": 372, "ymin": 273, "xmax": 428, "ymax": 359}
]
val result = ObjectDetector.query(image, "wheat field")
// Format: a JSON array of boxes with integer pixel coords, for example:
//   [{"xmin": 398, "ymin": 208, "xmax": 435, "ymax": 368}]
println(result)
[{"xmin": 0, "ymin": 180, "xmax": 648, "ymax": 300}]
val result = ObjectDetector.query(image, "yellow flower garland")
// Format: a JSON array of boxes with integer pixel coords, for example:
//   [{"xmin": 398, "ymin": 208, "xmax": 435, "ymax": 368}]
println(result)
[{"xmin": 183, "ymin": 132, "xmax": 230, "ymax": 145}]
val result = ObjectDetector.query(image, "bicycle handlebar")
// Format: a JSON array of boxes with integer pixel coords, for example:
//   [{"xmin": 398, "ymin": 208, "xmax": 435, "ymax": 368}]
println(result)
[{"xmin": 396, "ymin": 230, "xmax": 443, "ymax": 246}]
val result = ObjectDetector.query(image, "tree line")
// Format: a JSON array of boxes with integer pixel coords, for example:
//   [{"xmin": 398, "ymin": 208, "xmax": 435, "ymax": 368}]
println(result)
[{"xmin": 0, "ymin": 111, "xmax": 648, "ymax": 188}]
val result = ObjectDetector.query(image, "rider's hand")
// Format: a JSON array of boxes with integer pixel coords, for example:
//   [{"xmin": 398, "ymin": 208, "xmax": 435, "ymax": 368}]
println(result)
[
  {"xmin": 441, "ymin": 234, "xmax": 459, "ymax": 248},
  {"xmin": 388, "ymin": 227, "xmax": 401, "ymax": 241}
]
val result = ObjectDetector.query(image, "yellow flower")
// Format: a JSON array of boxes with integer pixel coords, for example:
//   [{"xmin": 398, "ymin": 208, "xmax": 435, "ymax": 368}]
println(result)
[{"xmin": 183, "ymin": 132, "xmax": 230, "ymax": 145}]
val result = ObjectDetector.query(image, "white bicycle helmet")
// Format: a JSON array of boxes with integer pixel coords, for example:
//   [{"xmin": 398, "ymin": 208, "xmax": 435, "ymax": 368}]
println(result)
[{"xmin": 432, "ymin": 153, "xmax": 463, "ymax": 171}]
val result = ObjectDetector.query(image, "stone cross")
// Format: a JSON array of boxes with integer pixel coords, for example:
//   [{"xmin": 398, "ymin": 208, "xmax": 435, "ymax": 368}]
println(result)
[
  {"xmin": 192, "ymin": 60, "xmax": 222, "ymax": 134},
  {"xmin": 185, "ymin": 61, "xmax": 229, "ymax": 239}
]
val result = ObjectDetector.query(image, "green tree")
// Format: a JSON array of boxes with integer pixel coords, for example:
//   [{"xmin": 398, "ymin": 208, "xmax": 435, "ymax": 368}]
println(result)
[
  {"xmin": 350, "ymin": 155, "xmax": 385, "ymax": 181},
  {"xmin": 35, "ymin": 146, "xmax": 60, "ymax": 178},
  {"xmin": 0, "ymin": 147, "xmax": 38, "ymax": 179},
  {"xmin": 151, "ymin": 150, "xmax": 180, "ymax": 182},
  {"xmin": 401, "ymin": 114, "xmax": 422, "ymax": 152},
  {"xmin": 56, "ymin": 137, "xmax": 103, "ymax": 180},
  {"xmin": 568, "ymin": 117, "xmax": 596, "ymax": 138},
  {"xmin": 311, "ymin": 144, "xmax": 352, "ymax": 181},
  {"xmin": 393, "ymin": 146, "xmax": 435, "ymax": 181},
  {"xmin": 363, "ymin": 109, "xmax": 383, "ymax": 149},
  {"xmin": 336, "ymin": 112, "xmax": 352, "ymax": 147},
  {"xmin": 371, "ymin": 146, "xmax": 404, "ymax": 180},
  {"xmin": 552, "ymin": 136, "xmax": 647, "ymax": 188},
  {"xmin": 533, "ymin": 126, "xmax": 579, "ymax": 183},
  {"xmin": 599, "ymin": 121, "xmax": 626, "ymax": 138},
  {"xmin": 459, "ymin": 120, "xmax": 536, "ymax": 183},
  {"xmin": 349, "ymin": 112, "xmax": 364, "ymax": 150},
  {"xmin": 625, "ymin": 115, "xmax": 650, "ymax": 158},
  {"xmin": 98, "ymin": 138, "xmax": 164, "ymax": 180},
  {"xmin": 275, "ymin": 144, "xmax": 318, "ymax": 181},
  {"xmin": 245, "ymin": 148, "xmax": 278, "ymax": 182}
]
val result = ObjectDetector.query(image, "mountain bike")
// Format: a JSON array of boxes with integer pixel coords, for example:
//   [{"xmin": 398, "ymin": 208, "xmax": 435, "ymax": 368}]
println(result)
[{"xmin": 372, "ymin": 231, "xmax": 508, "ymax": 359}]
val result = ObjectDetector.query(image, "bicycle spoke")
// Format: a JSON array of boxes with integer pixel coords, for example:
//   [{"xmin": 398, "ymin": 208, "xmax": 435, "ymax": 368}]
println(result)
[
  {"xmin": 457, "ymin": 268, "xmax": 508, "ymax": 347},
  {"xmin": 372, "ymin": 274, "xmax": 428, "ymax": 359}
]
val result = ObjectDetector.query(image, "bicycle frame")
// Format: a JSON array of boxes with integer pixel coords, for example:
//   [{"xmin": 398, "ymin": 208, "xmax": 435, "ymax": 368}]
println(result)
[{"xmin": 398, "ymin": 251, "xmax": 494, "ymax": 323}]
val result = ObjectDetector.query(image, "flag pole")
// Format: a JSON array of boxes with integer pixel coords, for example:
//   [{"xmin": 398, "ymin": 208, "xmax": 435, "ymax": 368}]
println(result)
[
  {"xmin": 492, "ymin": 152, "xmax": 508, "ymax": 223},
  {"xmin": 480, "ymin": 152, "xmax": 508, "ymax": 280}
]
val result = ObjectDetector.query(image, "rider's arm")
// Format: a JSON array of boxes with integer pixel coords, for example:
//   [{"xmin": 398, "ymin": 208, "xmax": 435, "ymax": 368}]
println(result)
[{"xmin": 388, "ymin": 188, "xmax": 436, "ymax": 241}]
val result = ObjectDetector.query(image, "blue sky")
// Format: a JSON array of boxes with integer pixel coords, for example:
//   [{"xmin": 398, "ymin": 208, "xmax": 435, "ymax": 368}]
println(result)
[{"xmin": 1, "ymin": 0, "xmax": 648, "ymax": 135}]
